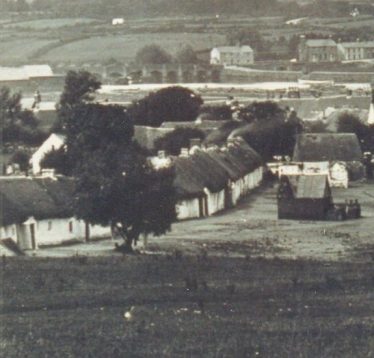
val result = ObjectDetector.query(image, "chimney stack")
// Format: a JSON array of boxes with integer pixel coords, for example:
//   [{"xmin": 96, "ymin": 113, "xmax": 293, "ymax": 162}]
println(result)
[
  {"xmin": 158, "ymin": 150, "xmax": 166, "ymax": 159},
  {"xmin": 180, "ymin": 148, "xmax": 189, "ymax": 157},
  {"xmin": 189, "ymin": 138, "xmax": 202, "ymax": 149}
]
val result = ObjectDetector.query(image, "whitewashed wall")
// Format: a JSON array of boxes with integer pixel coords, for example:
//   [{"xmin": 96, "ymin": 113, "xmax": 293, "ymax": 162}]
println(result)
[
  {"xmin": 176, "ymin": 198, "xmax": 200, "ymax": 220},
  {"xmin": 0, "ymin": 224, "xmax": 17, "ymax": 242}
]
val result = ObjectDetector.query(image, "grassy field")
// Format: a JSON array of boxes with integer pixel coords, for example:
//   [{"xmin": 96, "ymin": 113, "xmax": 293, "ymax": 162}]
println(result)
[
  {"xmin": 0, "ymin": 255, "xmax": 373, "ymax": 357},
  {"xmin": 38, "ymin": 33, "xmax": 226, "ymax": 63},
  {"xmin": 3, "ymin": 18, "xmax": 102, "ymax": 30},
  {"xmin": 0, "ymin": 38, "xmax": 56, "ymax": 64}
]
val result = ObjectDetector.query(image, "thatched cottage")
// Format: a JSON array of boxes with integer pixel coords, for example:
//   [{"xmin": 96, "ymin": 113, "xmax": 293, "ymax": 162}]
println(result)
[{"xmin": 0, "ymin": 176, "xmax": 110, "ymax": 250}]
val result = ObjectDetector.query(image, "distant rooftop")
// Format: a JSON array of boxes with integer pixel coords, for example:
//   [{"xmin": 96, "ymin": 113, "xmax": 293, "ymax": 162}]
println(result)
[
  {"xmin": 213, "ymin": 46, "xmax": 253, "ymax": 53},
  {"xmin": 305, "ymin": 39, "xmax": 337, "ymax": 47},
  {"xmin": 0, "ymin": 65, "xmax": 54, "ymax": 82}
]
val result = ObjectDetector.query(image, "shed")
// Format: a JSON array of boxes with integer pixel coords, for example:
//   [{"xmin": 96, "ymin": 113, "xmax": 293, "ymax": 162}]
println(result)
[{"xmin": 277, "ymin": 175, "xmax": 332, "ymax": 220}]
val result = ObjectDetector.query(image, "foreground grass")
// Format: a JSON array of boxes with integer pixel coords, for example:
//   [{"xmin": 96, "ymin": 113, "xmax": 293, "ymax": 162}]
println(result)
[{"xmin": 0, "ymin": 254, "xmax": 373, "ymax": 357}]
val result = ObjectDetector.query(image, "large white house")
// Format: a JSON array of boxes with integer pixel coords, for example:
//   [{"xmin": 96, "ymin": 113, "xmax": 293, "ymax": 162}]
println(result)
[
  {"xmin": 210, "ymin": 46, "xmax": 254, "ymax": 66},
  {"xmin": 0, "ymin": 176, "xmax": 110, "ymax": 251}
]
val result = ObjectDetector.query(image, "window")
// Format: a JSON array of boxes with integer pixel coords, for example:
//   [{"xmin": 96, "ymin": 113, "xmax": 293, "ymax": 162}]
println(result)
[
  {"xmin": 48, "ymin": 221, "xmax": 52, "ymax": 231},
  {"xmin": 69, "ymin": 221, "xmax": 73, "ymax": 233}
]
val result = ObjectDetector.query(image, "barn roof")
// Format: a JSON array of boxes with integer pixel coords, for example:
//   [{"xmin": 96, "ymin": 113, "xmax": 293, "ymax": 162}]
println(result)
[
  {"xmin": 0, "ymin": 177, "xmax": 74, "ymax": 226},
  {"xmin": 293, "ymin": 133, "xmax": 363, "ymax": 162},
  {"xmin": 285, "ymin": 175, "xmax": 330, "ymax": 199}
]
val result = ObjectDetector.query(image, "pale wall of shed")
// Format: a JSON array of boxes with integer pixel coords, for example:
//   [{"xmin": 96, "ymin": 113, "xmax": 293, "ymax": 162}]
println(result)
[
  {"xmin": 206, "ymin": 189, "xmax": 225, "ymax": 216},
  {"xmin": 176, "ymin": 198, "xmax": 200, "ymax": 220}
]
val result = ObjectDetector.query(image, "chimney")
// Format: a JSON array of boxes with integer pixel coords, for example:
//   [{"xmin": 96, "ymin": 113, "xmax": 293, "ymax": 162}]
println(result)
[
  {"xmin": 158, "ymin": 150, "xmax": 166, "ymax": 159},
  {"xmin": 189, "ymin": 138, "xmax": 201, "ymax": 149},
  {"xmin": 180, "ymin": 148, "xmax": 189, "ymax": 157}
]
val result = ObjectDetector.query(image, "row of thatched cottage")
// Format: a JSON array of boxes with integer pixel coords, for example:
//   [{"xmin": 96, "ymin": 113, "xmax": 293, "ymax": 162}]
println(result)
[{"xmin": 0, "ymin": 138, "xmax": 263, "ymax": 251}]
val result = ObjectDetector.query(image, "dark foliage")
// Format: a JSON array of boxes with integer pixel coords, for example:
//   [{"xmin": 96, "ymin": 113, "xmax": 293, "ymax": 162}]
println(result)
[
  {"xmin": 54, "ymin": 70, "xmax": 101, "ymax": 133},
  {"xmin": 56, "ymin": 70, "xmax": 177, "ymax": 249},
  {"xmin": 0, "ymin": 87, "xmax": 45, "ymax": 145},
  {"xmin": 154, "ymin": 127, "xmax": 206, "ymax": 155},
  {"xmin": 176, "ymin": 46, "xmax": 198, "ymax": 64},
  {"xmin": 10, "ymin": 150, "xmax": 30, "ymax": 172},
  {"xmin": 199, "ymin": 105, "xmax": 233, "ymax": 121},
  {"xmin": 236, "ymin": 102, "xmax": 303, "ymax": 160},
  {"xmin": 337, "ymin": 112, "xmax": 374, "ymax": 153},
  {"xmin": 40, "ymin": 147, "xmax": 72, "ymax": 176},
  {"xmin": 129, "ymin": 86, "xmax": 203, "ymax": 127},
  {"xmin": 135, "ymin": 45, "xmax": 173, "ymax": 65}
]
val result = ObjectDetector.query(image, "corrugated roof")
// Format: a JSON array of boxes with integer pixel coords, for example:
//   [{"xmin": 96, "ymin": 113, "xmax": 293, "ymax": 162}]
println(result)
[
  {"xmin": 293, "ymin": 133, "xmax": 363, "ymax": 162},
  {"xmin": 295, "ymin": 175, "xmax": 329, "ymax": 199},
  {"xmin": 283, "ymin": 174, "xmax": 330, "ymax": 199},
  {"xmin": 305, "ymin": 39, "xmax": 337, "ymax": 47}
]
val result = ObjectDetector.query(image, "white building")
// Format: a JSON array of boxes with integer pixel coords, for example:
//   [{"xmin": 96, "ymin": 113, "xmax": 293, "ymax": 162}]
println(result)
[
  {"xmin": 172, "ymin": 138, "xmax": 263, "ymax": 220},
  {"xmin": 210, "ymin": 46, "xmax": 254, "ymax": 66},
  {"xmin": 112, "ymin": 18, "xmax": 125, "ymax": 25},
  {"xmin": 0, "ymin": 176, "xmax": 110, "ymax": 251},
  {"xmin": 30, "ymin": 133, "xmax": 66, "ymax": 174}
]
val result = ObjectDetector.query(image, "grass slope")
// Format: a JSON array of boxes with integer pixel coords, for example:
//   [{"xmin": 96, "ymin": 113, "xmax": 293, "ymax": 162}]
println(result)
[
  {"xmin": 1, "ymin": 255, "xmax": 373, "ymax": 357},
  {"xmin": 39, "ymin": 33, "xmax": 226, "ymax": 63}
]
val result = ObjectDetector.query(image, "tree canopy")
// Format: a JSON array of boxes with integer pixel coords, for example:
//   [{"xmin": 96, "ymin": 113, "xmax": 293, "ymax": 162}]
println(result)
[
  {"xmin": 135, "ymin": 45, "xmax": 173, "ymax": 65},
  {"xmin": 154, "ymin": 127, "xmax": 206, "ymax": 156},
  {"xmin": 232, "ymin": 102, "xmax": 303, "ymax": 160},
  {"xmin": 58, "ymin": 71, "xmax": 176, "ymax": 251},
  {"xmin": 129, "ymin": 86, "xmax": 203, "ymax": 127},
  {"xmin": 0, "ymin": 86, "xmax": 45, "ymax": 145}
]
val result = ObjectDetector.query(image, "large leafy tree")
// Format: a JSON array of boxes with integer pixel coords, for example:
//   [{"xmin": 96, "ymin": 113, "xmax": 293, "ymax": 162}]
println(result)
[
  {"xmin": 54, "ymin": 70, "xmax": 101, "ymax": 132},
  {"xmin": 232, "ymin": 102, "xmax": 303, "ymax": 160},
  {"xmin": 0, "ymin": 86, "xmax": 43, "ymax": 145},
  {"xmin": 59, "ymin": 72, "xmax": 176, "ymax": 251},
  {"xmin": 129, "ymin": 86, "xmax": 203, "ymax": 127}
]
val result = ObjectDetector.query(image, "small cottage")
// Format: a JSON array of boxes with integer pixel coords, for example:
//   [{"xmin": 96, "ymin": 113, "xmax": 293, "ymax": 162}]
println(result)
[
  {"xmin": 277, "ymin": 175, "xmax": 333, "ymax": 220},
  {"xmin": 0, "ymin": 176, "xmax": 110, "ymax": 251}
]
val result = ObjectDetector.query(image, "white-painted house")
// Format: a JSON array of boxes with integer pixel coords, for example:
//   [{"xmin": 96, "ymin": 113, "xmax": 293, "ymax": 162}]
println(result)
[
  {"xmin": 30, "ymin": 133, "xmax": 66, "ymax": 174},
  {"xmin": 172, "ymin": 138, "xmax": 263, "ymax": 220},
  {"xmin": 210, "ymin": 46, "xmax": 254, "ymax": 66},
  {"xmin": 0, "ymin": 176, "xmax": 111, "ymax": 251}
]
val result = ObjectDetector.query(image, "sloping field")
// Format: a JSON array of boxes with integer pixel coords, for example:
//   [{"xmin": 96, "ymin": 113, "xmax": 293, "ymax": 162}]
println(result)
[
  {"xmin": 0, "ymin": 39, "xmax": 56, "ymax": 64},
  {"xmin": 4, "ymin": 18, "xmax": 102, "ymax": 29},
  {"xmin": 39, "ymin": 33, "xmax": 226, "ymax": 63}
]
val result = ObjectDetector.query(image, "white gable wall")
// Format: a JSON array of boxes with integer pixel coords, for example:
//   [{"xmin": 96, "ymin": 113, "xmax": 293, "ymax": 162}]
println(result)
[
  {"xmin": 176, "ymin": 198, "xmax": 200, "ymax": 220},
  {"xmin": 30, "ymin": 133, "xmax": 65, "ymax": 174}
]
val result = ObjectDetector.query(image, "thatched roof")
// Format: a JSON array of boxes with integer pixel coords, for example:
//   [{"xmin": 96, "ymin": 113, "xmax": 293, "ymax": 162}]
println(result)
[
  {"xmin": 0, "ymin": 177, "xmax": 75, "ymax": 226},
  {"xmin": 293, "ymin": 133, "xmax": 363, "ymax": 162},
  {"xmin": 172, "ymin": 139, "xmax": 262, "ymax": 199}
]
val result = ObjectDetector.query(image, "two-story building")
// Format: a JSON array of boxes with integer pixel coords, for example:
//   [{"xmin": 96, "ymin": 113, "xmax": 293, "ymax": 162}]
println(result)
[{"xmin": 210, "ymin": 46, "xmax": 254, "ymax": 66}]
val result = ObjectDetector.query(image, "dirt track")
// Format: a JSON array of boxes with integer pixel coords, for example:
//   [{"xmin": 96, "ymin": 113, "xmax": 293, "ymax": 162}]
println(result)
[
  {"xmin": 33, "ymin": 181, "xmax": 374, "ymax": 262},
  {"xmin": 146, "ymin": 181, "xmax": 374, "ymax": 262}
]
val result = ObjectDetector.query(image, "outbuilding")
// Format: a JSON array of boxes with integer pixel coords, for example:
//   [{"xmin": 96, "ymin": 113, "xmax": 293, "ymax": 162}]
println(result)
[{"xmin": 277, "ymin": 175, "xmax": 333, "ymax": 220}]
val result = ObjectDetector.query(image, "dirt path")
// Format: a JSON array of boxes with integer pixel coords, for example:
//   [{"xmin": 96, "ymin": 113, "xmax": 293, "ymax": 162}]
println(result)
[
  {"xmin": 34, "ymin": 182, "xmax": 374, "ymax": 262},
  {"xmin": 146, "ymin": 182, "xmax": 374, "ymax": 262}
]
